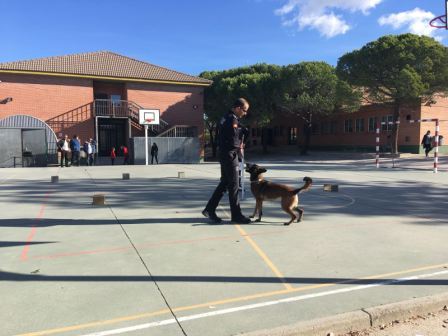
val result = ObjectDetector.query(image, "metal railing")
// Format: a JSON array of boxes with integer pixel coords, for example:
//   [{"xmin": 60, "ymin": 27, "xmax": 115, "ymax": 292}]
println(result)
[
  {"xmin": 46, "ymin": 102, "xmax": 93, "ymax": 133},
  {"xmin": 94, "ymin": 99, "xmax": 170, "ymax": 135},
  {"xmin": 157, "ymin": 125, "xmax": 198, "ymax": 138},
  {"xmin": 46, "ymin": 99, "xmax": 193, "ymax": 139}
]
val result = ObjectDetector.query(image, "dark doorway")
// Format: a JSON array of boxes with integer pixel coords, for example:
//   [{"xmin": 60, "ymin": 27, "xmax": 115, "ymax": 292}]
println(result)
[
  {"xmin": 98, "ymin": 118, "xmax": 127, "ymax": 156},
  {"xmin": 22, "ymin": 129, "xmax": 47, "ymax": 166}
]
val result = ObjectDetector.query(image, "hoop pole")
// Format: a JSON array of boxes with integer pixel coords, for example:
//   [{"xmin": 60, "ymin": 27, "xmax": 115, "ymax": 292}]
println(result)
[
  {"xmin": 144, "ymin": 125, "xmax": 149, "ymax": 166},
  {"xmin": 375, "ymin": 122, "xmax": 380, "ymax": 168}
]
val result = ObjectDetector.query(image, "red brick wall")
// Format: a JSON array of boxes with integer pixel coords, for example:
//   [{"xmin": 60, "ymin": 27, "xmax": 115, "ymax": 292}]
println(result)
[
  {"xmin": 421, "ymin": 95, "xmax": 448, "ymax": 141},
  {"xmin": 250, "ymin": 103, "xmax": 425, "ymax": 150},
  {"xmin": 0, "ymin": 73, "xmax": 94, "ymax": 141},
  {"xmin": 126, "ymin": 82, "xmax": 205, "ymax": 157}
]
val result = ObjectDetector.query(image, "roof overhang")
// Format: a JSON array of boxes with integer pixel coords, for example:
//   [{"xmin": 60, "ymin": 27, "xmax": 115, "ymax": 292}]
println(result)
[{"xmin": 0, "ymin": 70, "xmax": 212, "ymax": 87}]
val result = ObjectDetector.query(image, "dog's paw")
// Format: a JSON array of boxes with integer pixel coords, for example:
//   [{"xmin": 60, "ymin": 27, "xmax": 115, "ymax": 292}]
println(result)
[{"xmin": 283, "ymin": 222, "xmax": 291, "ymax": 226}]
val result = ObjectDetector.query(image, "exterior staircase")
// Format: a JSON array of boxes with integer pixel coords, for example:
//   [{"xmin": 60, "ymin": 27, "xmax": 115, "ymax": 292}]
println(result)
[{"xmin": 46, "ymin": 99, "xmax": 198, "ymax": 137}]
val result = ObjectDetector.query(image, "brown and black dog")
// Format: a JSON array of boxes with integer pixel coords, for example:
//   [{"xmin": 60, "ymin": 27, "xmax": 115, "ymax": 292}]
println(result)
[{"xmin": 245, "ymin": 163, "xmax": 312, "ymax": 225}]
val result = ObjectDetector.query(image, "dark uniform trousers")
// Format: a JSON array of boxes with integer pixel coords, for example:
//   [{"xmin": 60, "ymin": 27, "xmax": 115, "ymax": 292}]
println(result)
[{"xmin": 205, "ymin": 150, "xmax": 242, "ymax": 218}]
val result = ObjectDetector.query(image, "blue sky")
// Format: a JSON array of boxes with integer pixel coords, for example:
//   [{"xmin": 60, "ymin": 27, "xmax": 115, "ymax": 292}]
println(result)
[{"xmin": 0, "ymin": 0, "xmax": 446, "ymax": 76}]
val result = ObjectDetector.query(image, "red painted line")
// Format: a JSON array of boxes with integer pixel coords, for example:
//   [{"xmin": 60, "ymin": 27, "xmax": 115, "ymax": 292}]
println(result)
[
  {"xmin": 20, "ymin": 192, "xmax": 50, "ymax": 261},
  {"xmin": 29, "ymin": 229, "xmax": 286, "ymax": 261}
]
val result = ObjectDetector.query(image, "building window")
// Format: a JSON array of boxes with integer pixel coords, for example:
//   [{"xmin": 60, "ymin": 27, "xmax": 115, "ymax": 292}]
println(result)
[
  {"xmin": 344, "ymin": 120, "xmax": 353, "ymax": 133},
  {"xmin": 288, "ymin": 127, "xmax": 297, "ymax": 145},
  {"xmin": 321, "ymin": 122, "xmax": 330, "ymax": 134},
  {"xmin": 312, "ymin": 123, "xmax": 320, "ymax": 135},
  {"xmin": 381, "ymin": 115, "xmax": 394, "ymax": 131},
  {"xmin": 251, "ymin": 128, "xmax": 256, "ymax": 137},
  {"xmin": 368, "ymin": 117, "xmax": 378, "ymax": 132},
  {"xmin": 330, "ymin": 121, "xmax": 338, "ymax": 134},
  {"xmin": 355, "ymin": 118, "xmax": 364, "ymax": 132}
]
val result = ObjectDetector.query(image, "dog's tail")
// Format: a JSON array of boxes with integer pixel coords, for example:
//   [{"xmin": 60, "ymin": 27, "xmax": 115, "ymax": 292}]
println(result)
[{"xmin": 293, "ymin": 177, "xmax": 313, "ymax": 194}]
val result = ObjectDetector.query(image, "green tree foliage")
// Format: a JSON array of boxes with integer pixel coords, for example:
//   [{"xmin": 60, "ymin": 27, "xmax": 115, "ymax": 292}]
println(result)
[
  {"xmin": 200, "ymin": 64, "xmax": 282, "ymax": 156},
  {"xmin": 337, "ymin": 33, "xmax": 448, "ymax": 153},
  {"xmin": 280, "ymin": 61, "xmax": 361, "ymax": 154}
]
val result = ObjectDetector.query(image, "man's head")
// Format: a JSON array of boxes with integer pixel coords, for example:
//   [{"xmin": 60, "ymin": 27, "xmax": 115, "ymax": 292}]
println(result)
[
  {"xmin": 232, "ymin": 98, "xmax": 249, "ymax": 118},
  {"xmin": 427, "ymin": 130, "xmax": 431, "ymax": 135}
]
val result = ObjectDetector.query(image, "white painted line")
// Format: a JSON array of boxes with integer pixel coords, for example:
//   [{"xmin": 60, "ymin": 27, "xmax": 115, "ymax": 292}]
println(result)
[{"xmin": 79, "ymin": 269, "xmax": 448, "ymax": 336}]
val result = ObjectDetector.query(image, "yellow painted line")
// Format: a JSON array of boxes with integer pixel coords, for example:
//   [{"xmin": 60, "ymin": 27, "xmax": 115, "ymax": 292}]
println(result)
[
  {"xmin": 0, "ymin": 70, "xmax": 211, "ymax": 87},
  {"xmin": 234, "ymin": 224, "xmax": 293, "ymax": 290},
  {"xmin": 16, "ymin": 263, "xmax": 448, "ymax": 336}
]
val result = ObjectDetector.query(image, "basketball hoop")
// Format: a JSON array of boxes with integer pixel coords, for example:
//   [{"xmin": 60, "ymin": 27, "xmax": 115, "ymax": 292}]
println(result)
[
  {"xmin": 430, "ymin": 14, "xmax": 447, "ymax": 29},
  {"xmin": 429, "ymin": 1, "xmax": 448, "ymax": 29},
  {"xmin": 138, "ymin": 109, "xmax": 160, "ymax": 126}
]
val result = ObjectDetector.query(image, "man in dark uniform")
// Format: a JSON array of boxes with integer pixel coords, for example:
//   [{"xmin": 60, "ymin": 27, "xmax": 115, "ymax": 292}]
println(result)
[{"xmin": 202, "ymin": 98, "xmax": 251, "ymax": 224}]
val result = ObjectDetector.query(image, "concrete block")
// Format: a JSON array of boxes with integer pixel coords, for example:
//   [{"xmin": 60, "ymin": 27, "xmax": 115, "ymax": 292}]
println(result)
[
  {"xmin": 51, "ymin": 176, "xmax": 59, "ymax": 183},
  {"xmin": 178, "ymin": 172, "xmax": 185, "ymax": 178},
  {"xmin": 122, "ymin": 173, "xmax": 130, "ymax": 180},
  {"xmin": 323, "ymin": 184, "xmax": 338, "ymax": 192},
  {"xmin": 92, "ymin": 194, "xmax": 105, "ymax": 206}
]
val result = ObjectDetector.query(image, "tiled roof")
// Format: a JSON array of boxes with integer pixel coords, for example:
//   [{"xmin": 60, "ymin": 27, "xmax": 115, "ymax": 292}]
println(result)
[{"xmin": 0, "ymin": 51, "xmax": 212, "ymax": 85}]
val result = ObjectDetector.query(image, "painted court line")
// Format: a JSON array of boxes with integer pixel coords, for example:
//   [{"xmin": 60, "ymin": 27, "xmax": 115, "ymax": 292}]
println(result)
[
  {"xmin": 235, "ymin": 224, "xmax": 293, "ymax": 290},
  {"xmin": 20, "ymin": 192, "xmax": 50, "ymax": 261},
  {"xmin": 28, "ymin": 229, "xmax": 286, "ymax": 260},
  {"xmin": 16, "ymin": 263, "xmax": 448, "ymax": 336},
  {"xmin": 78, "ymin": 269, "xmax": 448, "ymax": 336}
]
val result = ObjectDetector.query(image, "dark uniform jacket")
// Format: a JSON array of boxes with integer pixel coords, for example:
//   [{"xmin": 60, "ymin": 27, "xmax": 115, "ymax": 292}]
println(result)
[{"xmin": 218, "ymin": 111, "xmax": 249, "ymax": 166}]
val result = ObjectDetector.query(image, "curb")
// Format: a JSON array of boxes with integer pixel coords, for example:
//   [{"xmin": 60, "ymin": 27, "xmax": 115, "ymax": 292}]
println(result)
[{"xmin": 238, "ymin": 292, "xmax": 448, "ymax": 336}]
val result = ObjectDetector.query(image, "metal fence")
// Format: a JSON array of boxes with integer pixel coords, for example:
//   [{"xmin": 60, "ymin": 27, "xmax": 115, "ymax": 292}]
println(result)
[{"xmin": 131, "ymin": 137, "xmax": 200, "ymax": 164}]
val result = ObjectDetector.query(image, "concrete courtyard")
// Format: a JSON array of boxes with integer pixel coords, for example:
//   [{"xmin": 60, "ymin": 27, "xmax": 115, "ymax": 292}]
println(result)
[{"xmin": 1, "ymin": 152, "xmax": 447, "ymax": 336}]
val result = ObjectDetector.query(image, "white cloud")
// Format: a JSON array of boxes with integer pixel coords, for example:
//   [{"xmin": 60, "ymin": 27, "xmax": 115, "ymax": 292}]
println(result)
[
  {"xmin": 275, "ymin": 0, "xmax": 383, "ymax": 38},
  {"xmin": 378, "ymin": 8, "xmax": 443, "ymax": 40}
]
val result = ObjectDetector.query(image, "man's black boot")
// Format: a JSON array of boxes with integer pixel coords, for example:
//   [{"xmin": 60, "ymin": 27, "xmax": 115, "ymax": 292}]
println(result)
[
  {"xmin": 231, "ymin": 215, "xmax": 251, "ymax": 224},
  {"xmin": 202, "ymin": 209, "xmax": 222, "ymax": 224}
]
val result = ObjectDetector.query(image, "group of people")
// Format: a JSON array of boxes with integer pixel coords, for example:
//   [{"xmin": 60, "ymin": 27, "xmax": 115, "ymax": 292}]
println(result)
[
  {"xmin": 110, "ymin": 142, "xmax": 159, "ymax": 165},
  {"xmin": 57, "ymin": 135, "xmax": 96, "ymax": 167},
  {"xmin": 58, "ymin": 135, "xmax": 160, "ymax": 166},
  {"xmin": 110, "ymin": 145, "xmax": 130, "ymax": 165}
]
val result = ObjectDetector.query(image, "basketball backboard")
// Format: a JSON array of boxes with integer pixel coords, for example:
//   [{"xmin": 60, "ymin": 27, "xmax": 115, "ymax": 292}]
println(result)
[{"xmin": 139, "ymin": 109, "xmax": 160, "ymax": 125}]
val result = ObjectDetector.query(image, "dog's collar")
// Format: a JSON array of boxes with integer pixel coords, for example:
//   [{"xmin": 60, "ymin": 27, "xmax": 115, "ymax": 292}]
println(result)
[{"xmin": 250, "ymin": 179, "xmax": 263, "ymax": 184}]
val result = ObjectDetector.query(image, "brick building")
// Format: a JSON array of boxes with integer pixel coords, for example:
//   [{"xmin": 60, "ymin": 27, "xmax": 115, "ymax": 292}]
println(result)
[
  {"xmin": 0, "ymin": 51, "xmax": 211, "ymax": 165},
  {"xmin": 248, "ymin": 98, "xmax": 448, "ymax": 154}
]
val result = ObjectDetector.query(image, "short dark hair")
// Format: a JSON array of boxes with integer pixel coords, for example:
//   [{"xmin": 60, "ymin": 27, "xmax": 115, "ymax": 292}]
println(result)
[{"xmin": 233, "ymin": 98, "xmax": 249, "ymax": 108}]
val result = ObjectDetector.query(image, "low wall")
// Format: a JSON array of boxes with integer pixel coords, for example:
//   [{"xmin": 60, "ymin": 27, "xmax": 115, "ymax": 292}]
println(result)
[{"xmin": 130, "ymin": 137, "xmax": 200, "ymax": 164}]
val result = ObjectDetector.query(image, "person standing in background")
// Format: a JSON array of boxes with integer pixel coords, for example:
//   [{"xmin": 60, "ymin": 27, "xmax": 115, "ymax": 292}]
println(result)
[
  {"xmin": 70, "ymin": 135, "xmax": 81, "ymax": 166},
  {"xmin": 121, "ymin": 145, "xmax": 129, "ymax": 165},
  {"xmin": 151, "ymin": 142, "xmax": 159, "ymax": 164},
  {"xmin": 110, "ymin": 147, "xmax": 116, "ymax": 165},
  {"xmin": 421, "ymin": 130, "xmax": 432, "ymax": 157},
  {"xmin": 57, "ymin": 135, "xmax": 70, "ymax": 167}
]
